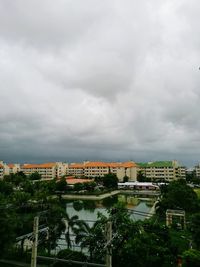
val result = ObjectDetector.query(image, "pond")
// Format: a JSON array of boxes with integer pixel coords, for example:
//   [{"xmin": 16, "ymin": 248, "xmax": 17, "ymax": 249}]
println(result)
[
  {"xmin": 56, "ymin": 193, "xmax": 157, "ymax": 252},
  {"xmin": 65, "ymin": 193, "xmax": 156, "ymax": 223}
]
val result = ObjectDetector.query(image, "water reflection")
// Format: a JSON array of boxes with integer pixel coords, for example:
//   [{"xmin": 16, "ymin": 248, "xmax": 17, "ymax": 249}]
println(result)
[{"xmin": 66, "ymin": 194, "xmax": 157, "ymax": 222}]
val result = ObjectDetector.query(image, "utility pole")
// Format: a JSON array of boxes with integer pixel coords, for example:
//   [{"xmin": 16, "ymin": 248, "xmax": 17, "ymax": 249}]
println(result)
[
  {"xmin": 31, "ymin": 216, "xmax": 39, "ymax": 267},
  {"xmin": 105, "ymin": 221, "xmax": 112, "ymax": 267}
]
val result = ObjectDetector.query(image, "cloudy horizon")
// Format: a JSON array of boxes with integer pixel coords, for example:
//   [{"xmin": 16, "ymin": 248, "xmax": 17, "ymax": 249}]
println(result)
[{"xmin": 1, "ymin": 0, "xmax": 200, "ymax": 167}]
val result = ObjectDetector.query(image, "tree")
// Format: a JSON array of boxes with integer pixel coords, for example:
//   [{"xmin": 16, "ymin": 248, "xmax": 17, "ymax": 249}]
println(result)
[
  {"xmin": 12, "ymin": 191, "xmax": 31, "ymax": 206},
  {"xmin": 182, "ymin": 249, "xmax": 200, "ymax": 267},
  {"xmin": 39, "ymin": 199, "xmax": 67, "ymax": 255},
  {"xmin": 0, "ymin": 194, "xmax": 17, "ymax": 257},
  {"xmin": 63, "ymin": 213, "xmax": 84, "ymax": 249},
  {"xmin": 137, "ymin": 170, "xmax": 147, "ymax": 182},
  {"xmin": 102, "ymin": 173, "xmax": 118, "ymax": 189},
  {"xmin": 53, "ymin": 249, "xmax": 87, "ymax": 267},
  {"xmin": 156, "ymin": 180, "xmax": 199, "ymax": 216},
  {"xmin": 74, "ymin": 182, "xmax": 84, "ymax": 192},
  {"xmin": 83, "ymin": 181, "xmax": 96, "ymax": 192},
  {"xmin": 29, "ymin": 172, "xmax": 41, "ymax": 180},
  {"xmin": 0, "ymin": 180, "xmax": 13, "ymax": 196},
  {"xmin": 190, "ymin": 213, "xmax": 200, "ymax": 249},
  {"xmin": 4, "ymin": 172, "xmax": 27, "ymax": 187},
  {"xmin": 123, "ymin": 175, "xmax": 129, "ymax": 182},
  {"xmin": 74, "ymin": 221, "xmax": 94, "ymax": 258},
  {"xmin": 56, "ymin": 177, "xmax": 67, "ymax": 192}
]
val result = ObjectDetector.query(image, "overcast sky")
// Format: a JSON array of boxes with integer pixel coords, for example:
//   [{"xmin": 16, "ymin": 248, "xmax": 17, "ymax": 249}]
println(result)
[{"xmin": 0, "ymin": 0, "xmax": 200, "ymax": 166}]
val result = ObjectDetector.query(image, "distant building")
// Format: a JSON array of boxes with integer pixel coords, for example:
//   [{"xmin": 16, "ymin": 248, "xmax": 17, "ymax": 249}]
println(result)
[
  {"xmin": 0, "ymin": 161, "xmax": 19, "ymax": 179},
  {"xmin": 7, "ymin": 163, "xmax": 21, "ymax": 174},
  {"xmin": 118, "ymin": 182, "xmax": 159, "ymax": 190},
  {"xmin": 68, "ymin": 163, "xmax": 85, "ymax": 177},
  {"xmin": 194, "ymin": 163, "xmax": 200, "ymax": 178},
  {"xmin": 21, "ymin": 162, "xmax": 68, "ymax": 180},
  {"xmin": 67, "ymin": 161, "xmax": 137, "ymax": 182},
  {"xmin": 137, "ymin": 160, "xmax": 186, "ymax": 182}
]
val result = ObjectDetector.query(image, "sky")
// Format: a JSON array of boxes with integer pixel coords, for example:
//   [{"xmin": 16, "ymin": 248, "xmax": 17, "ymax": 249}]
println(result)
[{"xmin": 0, "ymin": 0, "xmax": 200, "ymax": 166}]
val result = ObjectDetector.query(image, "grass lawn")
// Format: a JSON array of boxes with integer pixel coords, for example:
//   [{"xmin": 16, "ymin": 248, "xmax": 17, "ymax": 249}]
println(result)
[{"xmin": 194, "ymin": 188, "xmax": 200, "ymax": 199}]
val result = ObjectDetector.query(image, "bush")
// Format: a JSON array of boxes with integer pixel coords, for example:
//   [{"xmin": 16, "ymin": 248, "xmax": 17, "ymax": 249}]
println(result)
[{"xmin": 53, "ymin": 249, "xmax": 87, "ymax": 267}]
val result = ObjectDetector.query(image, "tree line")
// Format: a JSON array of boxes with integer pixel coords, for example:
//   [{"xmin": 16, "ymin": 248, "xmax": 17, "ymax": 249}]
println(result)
[{"xmin": 0, "ymin": 172, "xmax": 200, "ymax": 266}]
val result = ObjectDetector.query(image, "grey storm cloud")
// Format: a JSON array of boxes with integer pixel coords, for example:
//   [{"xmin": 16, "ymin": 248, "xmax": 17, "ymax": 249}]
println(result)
[{"xmin": 0, "ymin": 0, "xmax": 200, "ymax": 166}]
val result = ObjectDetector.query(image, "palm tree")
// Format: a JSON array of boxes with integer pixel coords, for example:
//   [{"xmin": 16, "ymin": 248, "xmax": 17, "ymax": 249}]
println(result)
[
  {"xmin": 75, "ymin": 220, "xmax": 105, "ymax": 261},
  {"xmin": 62, "ymin": 213, "xmax": 84, "ymax": 249},
  {"xmin": 74, "ymin": 221, "xmax": 92, "ymax": 250}
]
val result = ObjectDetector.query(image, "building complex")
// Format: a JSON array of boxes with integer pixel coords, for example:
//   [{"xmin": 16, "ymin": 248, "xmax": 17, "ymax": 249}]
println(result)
[
  {"xmin": 68, "ymin": 161, "xmax": 137, "ymax": 182},
  {"xmin": 137, "ymin": 160, "xmax": 186, "ymax": 181},
  {"xmin": 0, "ymin": 159, "xmax": 190, "ymax": 182}
]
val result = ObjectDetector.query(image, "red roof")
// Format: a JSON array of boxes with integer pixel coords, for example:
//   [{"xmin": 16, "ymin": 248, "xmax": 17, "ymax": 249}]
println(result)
[{"xmin": 66, "ymin": 178, "xmax": 94, "ymax": 185}]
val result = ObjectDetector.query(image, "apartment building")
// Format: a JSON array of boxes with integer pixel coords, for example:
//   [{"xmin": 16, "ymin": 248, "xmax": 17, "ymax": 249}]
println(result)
[
  {"xmin": 0, "ymin": 161, "xmax": 10, "ymax": 179},
  {"xmin": 21, "ymin": 162, "xmax": 68, "ymax": 180},
  {"xmin": 194, "ymin": 163, "xmax": 200, "ymax": 178},
  {"xmin": 68, "ymin": 163, "xmax": 85, "ymax": 177},
  {"xmin": 67, "ymin": 161, "xmax": 137, "ymax": 182},
  {"xmin": 7, "ymin": 163, "xmax": 21, "ymax": 174},
  {"xmin": 138, "ymin": 160, "xmax": 186, "ymax": 182}
]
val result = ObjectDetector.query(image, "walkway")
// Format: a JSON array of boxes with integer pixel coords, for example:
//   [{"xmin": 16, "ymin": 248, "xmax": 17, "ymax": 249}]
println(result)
[
  {"xmin": 60, "ymin": 189, "xmax": 160, "ymax": 200},
  {"xmin": 61, "ymin": 190, "xmax": 120, "ymax": 200}
]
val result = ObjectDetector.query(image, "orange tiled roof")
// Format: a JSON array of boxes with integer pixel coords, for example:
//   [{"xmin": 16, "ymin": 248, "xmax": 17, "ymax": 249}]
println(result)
[
  {"xmin": 84, "ymin": 161, "xmax": 137, "ymax": 168},
  {"xmin": 69, "ymin": 163, "xmax": 85, "ymax": 169},
  {"xmin": 0, "ymin": 164, "xmax": 3, "ymax": 168},
  {"xmin": 121, "ymin": 161, "xmax": 138, "ymax": 168},
  {"xmin": 22, "ymin": 163, "xmax": 56, "ymax": 169},
  {"xmin": 84, "ymin": 162, "xmax": 109, "ymax": 168},
  {"xmin": 8, "ymin": 164, "xmax": 15, "ymax": 168}
]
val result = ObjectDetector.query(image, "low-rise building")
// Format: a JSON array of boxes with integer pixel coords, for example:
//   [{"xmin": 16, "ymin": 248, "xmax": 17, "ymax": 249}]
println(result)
[
  {"xmin": 194, "ymin": 163, "xmax": 200, "ymax": 178},
  {"xmin": 21, "ymin": 162, "xmax": 68, "ymax": 180},
  {"xmin": 7, "ymin": 163, "xmax": 21, "ymax": 174},
  {"xmin": 68, "ymin": 163, "xmax": 85, "ymax": 177},
  {"xmin": 67, "ymin": 161, "xmax": 137, "ymax": 182},
  {"xmin": 137, "ymin": 160, "xmax": 186, "ymax": 182},
  {"xmin": 0, "ymin": 161, "xmax": 10, "ymax": 179}
]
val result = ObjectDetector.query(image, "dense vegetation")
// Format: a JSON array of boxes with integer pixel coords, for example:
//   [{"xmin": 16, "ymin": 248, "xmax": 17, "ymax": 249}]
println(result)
[{"xmin": 0, "ymin": 172, "xmax": 200, "ymax": 266}]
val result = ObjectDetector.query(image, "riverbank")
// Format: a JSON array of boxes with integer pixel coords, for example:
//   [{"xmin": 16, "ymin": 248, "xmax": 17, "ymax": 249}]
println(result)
[
  {"xmin": 60, "ymin": 189, "xmax": 160, "ymax": 200},
  {"xmin": 61, "ymin": 190, "xmax": 120, "ymax": 200}
]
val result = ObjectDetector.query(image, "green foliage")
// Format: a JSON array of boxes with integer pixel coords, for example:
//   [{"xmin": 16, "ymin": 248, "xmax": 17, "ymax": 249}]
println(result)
[
  {"xmin": 156, "ymin": 180, "xmax": 199, "ymax": 215},
  {"xmin": 4, "ymin": 172, "xmax": 27, "ymax": 187},
  {"xmin": 102, "ymin": 173, "xmax": 118, "ymax": 188},
  {"xmin": 0, "ymin": 195, "xmax": 17, "ymax": 257},
  {"xmin": 11, "ymin": 191, "xmax": 31, "ymax": 206},
  {"xmin": 39, "ymin": 199, "xmax": 67, "ymax": 254},
  {"xmin": 73, "ymin": 200, "xmax": 83, "ymax": 211},
  {"xmin": 0, "ymin": 180, "xmax": 13, "ymax": 196},
  {"xmin": 190, "ymin": 213, "xmax": 200, "ymax": 249},
  {"xmin": 56, "ymin": 177, "xmax": 67, "ymax": 192},
  {"xmin": 116, "ymin": 232, "xmax": 172, "ymax": 267},
  {"xmin": 73, "ymin": 182, "xmax": 85, "ymax": 192},
  {"xmin": 29, "ymin": 172, "xmax": 41, "ymax": 180},
  {"xmin": 84, "ymin": 181, "xmax": 96, "ymax": 192},
  {"xmin": 63, "ymin": 213, "xmax": 85, "ymax": 249},
  {"xmin": 53, "ymin": 249, "xmax": 87, "ymax": 267},
  {"xmin": 137, "ymin": 170, "xmax": 148, "ymax": 182},
  {"xmin": 123, "ymin": 175, "xmax": 129, "ymax": 182},
  {"xmin": 94, "ymin": 176, "xmax": 103, "ymax": 184},
  {"xmin": 182, "ymin": 249, "xmax": 200, "ymax": 267}
]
